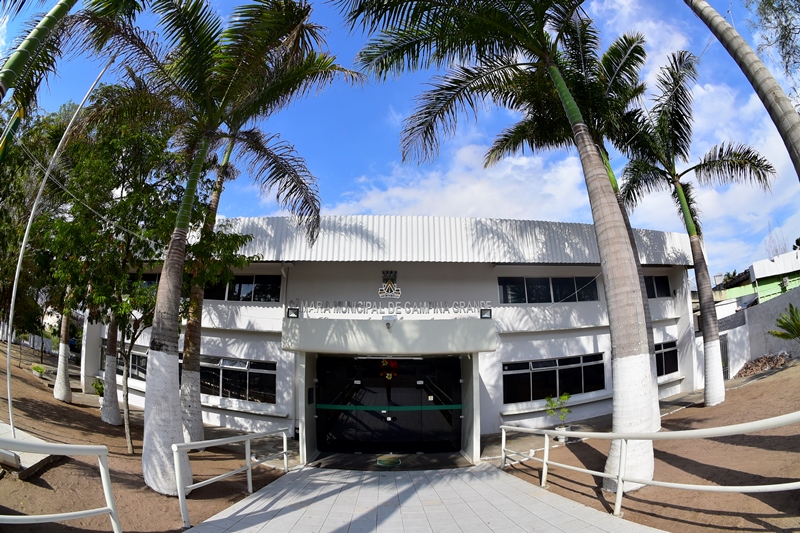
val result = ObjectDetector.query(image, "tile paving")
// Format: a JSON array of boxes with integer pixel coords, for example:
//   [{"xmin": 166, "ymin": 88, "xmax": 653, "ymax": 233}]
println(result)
[{"xmin": 187, "ymin": 462, "xmax": 664, "ymax": 533}]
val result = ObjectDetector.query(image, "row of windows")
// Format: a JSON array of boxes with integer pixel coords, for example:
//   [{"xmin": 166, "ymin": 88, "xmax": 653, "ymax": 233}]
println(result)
[
  {"xmin": 200, "ymin": 357, "xmax": 277, "ymax": 404},
  {"xmin": 205, "ymin": 275, "xmax": 282, "ymax": 302},
  {"xmin": 502, "ymin": 341, "xmax": 680, "ymax": 405},
  {"xmin": 502, "ymin": 353, "xmax": 605, "ymax": 404},
  {"xmin": 499, "ymin": 277, "xmax": 599, "ymax": 304},
  {"xmin": 100, "ymin": 344, "xmax": 277, "ymax": 405}
]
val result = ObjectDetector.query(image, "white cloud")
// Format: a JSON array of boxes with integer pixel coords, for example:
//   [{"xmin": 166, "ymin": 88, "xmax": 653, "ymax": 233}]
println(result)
[{"xmin": 325, "ymin": 144, "xmax": 591, "ymax": 222}]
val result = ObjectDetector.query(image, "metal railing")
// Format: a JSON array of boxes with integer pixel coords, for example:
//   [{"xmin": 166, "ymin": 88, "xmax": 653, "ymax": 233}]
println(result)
[
  {"xmin": 0, "ymin": 437, "xmax": 122, "ymax": 532},
  {"xmin": 501, "ymin": 409, "xmax": 800, "ymax": 517},
  {"xmin": 172, "ymin": 427, "xmax": 290, "ymax": 528}
]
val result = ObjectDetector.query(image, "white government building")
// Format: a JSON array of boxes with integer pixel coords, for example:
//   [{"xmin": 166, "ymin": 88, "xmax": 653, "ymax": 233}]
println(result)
[{"xmin": 81, "ymin": 215, "xmax": 699, "ymax": 464}]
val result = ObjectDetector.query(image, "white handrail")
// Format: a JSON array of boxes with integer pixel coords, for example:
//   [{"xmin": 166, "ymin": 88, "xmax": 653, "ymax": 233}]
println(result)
[
  {"xmin": 0, "ymin": 437, "xmax": 122, "ymax": 532},
  {"xmin": 500, "ymin": 408, "xmax": 800, "ymax": 516},
  {"xmin": 172, "ymin": 427, "xmax": 290, "ymax": 528}
]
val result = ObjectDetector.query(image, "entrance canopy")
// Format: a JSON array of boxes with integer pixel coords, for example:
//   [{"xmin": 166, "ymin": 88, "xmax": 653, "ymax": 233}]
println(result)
[{"xmin": 282, "ymin": 318, "xmax": 497, "ymax": 355}]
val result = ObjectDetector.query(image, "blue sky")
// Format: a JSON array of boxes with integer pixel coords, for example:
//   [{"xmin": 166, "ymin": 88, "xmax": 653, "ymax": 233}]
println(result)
[{"xmin": 3, "ymin": 0, "xmax": 799, "ymax": 280}]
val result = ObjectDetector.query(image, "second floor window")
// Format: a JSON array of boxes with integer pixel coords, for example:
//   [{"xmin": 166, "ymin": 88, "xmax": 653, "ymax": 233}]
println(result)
[
  {"xmin": 205, "ymin": 274, "xmax": 281, "ymax": 302},
  {"xmin": 498, "ymin": 276, "xmax": 599, "ymax": 304}
]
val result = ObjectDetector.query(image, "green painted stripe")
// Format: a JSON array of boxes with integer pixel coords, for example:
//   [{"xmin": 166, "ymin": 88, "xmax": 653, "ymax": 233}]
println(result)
[{"xmin": 316, "ymin": 404, "xmax": 462, "ymax": 412}]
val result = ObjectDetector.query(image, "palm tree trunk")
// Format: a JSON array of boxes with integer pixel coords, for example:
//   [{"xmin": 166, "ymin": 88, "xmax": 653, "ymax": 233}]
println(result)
[
  {"xmin": 53, "ymin": 304, "xmax": 72, "ymax": 403},
  {"xmin": 143, "ymin": 137, "xmax": 210, "ymax": 496},
  {"xmin": 0, "ymin": 0, "xmax": 78, "ymax": 102},
  {"xmin": 121, "ymin": 343, "xmax": 134, "ymax": 454},
  {"xmin": 181, "ymin": 141, "xmax": 232, "ymax": 444},
  {"xmin": 101, "ymin": 314, "xmax": 122, "ymax": 425},
  {"xmin": 548, "ymin": 63, "xmax": 654, "ymax": 492},
  {"xmin": 690, "ymin": 235, "xmax": 725, "ymax": 405},
  {"xmin": 181, "ymin": 283, "xmax": 205, "ymax": 444},
  {"xmin": 672, "ymin": 180, "xmax": 725, "ymax": 406},
  {"xmin": 601, "ymin": 149, "xmax": 661, "ymax": 431},
  {"xmin": 685, "ymin": 0, "xmax": 800, "ymax": 182}
]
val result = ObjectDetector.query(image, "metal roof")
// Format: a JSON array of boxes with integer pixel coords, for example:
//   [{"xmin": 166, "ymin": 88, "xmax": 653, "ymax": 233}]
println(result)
[{"xmin": 219, "ymin": 215, "xmax": 692, "ymax": 266}]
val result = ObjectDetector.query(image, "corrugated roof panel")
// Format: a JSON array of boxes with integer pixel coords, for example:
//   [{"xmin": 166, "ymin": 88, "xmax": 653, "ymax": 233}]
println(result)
[{"xmin": 222, "ymin": 215, "xmax": 691, "ymax": 266}]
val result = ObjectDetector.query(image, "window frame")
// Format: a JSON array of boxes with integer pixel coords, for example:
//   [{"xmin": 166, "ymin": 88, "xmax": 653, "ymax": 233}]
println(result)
[
  {"xmin": 204, "ymin": 274, "xmax": 282, "ymax": 302},
  {"xmin": 654, "ymin": 341, "xmax": 679, "ymax": 377},
  {"xmin": 501, "ymin": 352, "xmax": 606, "ymax": 404},
  {"xmin": 200, "ymin": 356, "xmax": 278, "ymax": 405},
  {"xmin": 498, "ymin": 276, "xmax": 599, "ymax": 304}
]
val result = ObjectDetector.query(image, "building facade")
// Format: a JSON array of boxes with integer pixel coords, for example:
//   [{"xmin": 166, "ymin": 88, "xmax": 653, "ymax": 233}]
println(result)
[{"xmin": 81, "ymin": 215, "xmax": 697, "ymax": 464}]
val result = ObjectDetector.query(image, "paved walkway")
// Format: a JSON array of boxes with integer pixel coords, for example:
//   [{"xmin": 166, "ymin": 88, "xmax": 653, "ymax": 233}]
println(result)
[{"xmin": 188, "ymin": 463, "xmax": 663, "ymax": 533}]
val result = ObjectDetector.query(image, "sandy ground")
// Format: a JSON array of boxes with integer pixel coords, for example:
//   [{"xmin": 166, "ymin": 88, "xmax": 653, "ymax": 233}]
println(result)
[
  {"xmin": 2, "ymin": 343, "xmax": 800, "ymax": 532},
  {"xmin": 506, "ymin": 362, "xmax": 800, "ymax": 532},
  {"xmin": 0, "ymin": 345, "xmax": 283, "ymax": 533}
]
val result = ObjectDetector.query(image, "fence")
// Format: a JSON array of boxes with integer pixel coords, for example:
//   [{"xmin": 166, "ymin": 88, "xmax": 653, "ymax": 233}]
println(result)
[
  {"xmin": 172, "ymin": 427, "xmax": 290, "ymax": 528},
  {"xmin": 0, "ymin": 437, "xmax": 122, "ymax": 532},
  {"xmin": 500, "ymin": 410, "xmax": 800, "ymax": 516}
]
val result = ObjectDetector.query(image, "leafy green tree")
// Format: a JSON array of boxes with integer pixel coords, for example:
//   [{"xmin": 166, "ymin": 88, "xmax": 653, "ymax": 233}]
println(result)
[
  {"xmin": 337, "ymin": 0, "xmax": 654, "ymax": 491},
  {"xmin": 621, "ymin": 51, "xmax": 776, "ymax": 407},
  {"xmin": 744, "ymin": 0, "xmax": 800, "ymax": 87}
]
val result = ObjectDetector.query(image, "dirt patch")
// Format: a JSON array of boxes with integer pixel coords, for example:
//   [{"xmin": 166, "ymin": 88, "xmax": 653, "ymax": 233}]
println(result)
[
  {"xmin": 506, "ymin": 361, "xmax": 800, "ymax": 532},
  {"xmin": 0, "ymin": 345, "xmax": 282, "ymax": 532}
]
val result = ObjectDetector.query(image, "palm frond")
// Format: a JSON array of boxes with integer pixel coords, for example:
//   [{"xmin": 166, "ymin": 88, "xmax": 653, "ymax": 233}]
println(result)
[
  {"xmin": 226, "ymin": 52, "xmax": 363, "ymax": 131},
  {"xmin": 232, "ymin": 128, "xmax": 320, "ymax": 243},
  {"xmin": 652, "ymin": 50, "xmax": 698, "ymax": 163},
  {"xmin": 484, "ymin": 116, "xmax": 572, "ymax": 166},
  {"xmin": 620, "ymin": 159, "xmax": 672, "ymax": 209},
  {"xmin": 692, "ymin": 142, "xmax": 776, "ymax": 190},
  {"xmin": 401, "ymin": 58, "xmax": 524, "ymax": 162},
  {"xmin": 150, "ymin": 0, "xmax": 222, "ymax": 111},
  {"xmin": 769, "ymin": 303, "xmax": 800, "ymax": 341}
]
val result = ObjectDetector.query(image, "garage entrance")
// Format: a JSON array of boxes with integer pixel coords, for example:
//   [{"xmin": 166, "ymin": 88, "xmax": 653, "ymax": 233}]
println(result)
[{"xmin": 315, "ymin": 355, "xmax": 462, "ymax": 454}]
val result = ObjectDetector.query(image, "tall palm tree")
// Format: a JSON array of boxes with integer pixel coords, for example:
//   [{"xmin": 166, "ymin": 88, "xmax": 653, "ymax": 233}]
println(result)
[
  {"xmin": 621, "ymin": 51, "xmax": 776, "ymax": 407},
  {"xmin": 180, "ymin": 40, "xmax": 357, "ymax": 442},
  {"xmin": 683, "ymin": 0, "xmax": 800, "ymax": 183},
  {"xmin": 97, "ymin": 0, "xmax": 357, "ymax": 495},
  {"xmin": 482, "ymin": 20, "xmax": 663, "ymax": 429},
  {"xmin": 337, "ymin": 0, "xmax": 654, "ymax": 491}
]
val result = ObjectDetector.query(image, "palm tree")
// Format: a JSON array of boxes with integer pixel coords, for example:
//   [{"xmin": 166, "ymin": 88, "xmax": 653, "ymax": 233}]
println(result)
[
  {"xmin": 621, "ymin": 51, "xmax": 776, "ymax": 407},
  {"xmin": 181, "ymin": 48, "xmax": 352, "ymax": 442},
  {"xmin": 96, "ymin": 0, "xmax": 357, "ymax": 495},
  {"xmin": 482, "ymin": 20, "xmax": 663, "ymax": 430},
  {"xmin": 337, "ymin": 0, "xmax": 654, "ymax": 491},
  {"xmin": 683, "ymin": 0, "xmax": 800, "ymax": 183}
]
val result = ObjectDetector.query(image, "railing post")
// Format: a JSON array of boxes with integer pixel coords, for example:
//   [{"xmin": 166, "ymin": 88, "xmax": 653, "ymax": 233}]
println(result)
[
  {"xmin": 500, "ymin": 428, "xmax": 507, "ymax": 468},
  {"xmin": 172, "ymin": 444, "xmax": 191, "ymax": 528},
  {"xmin": 282, "ymin": 431, "xmax": 289, "ymax": 473},
  {"xmin": 97, "ymin": 453, "xmax": 122, "ymax": 533},
  {"xmin": 613, "ymin": 439, "xmax": 627, "ymax": 516},
  {"xmin": 541, "ymin": 434, "xmax": 550, "ymax": 488},
  {"xmin": 246, "ymin": 439, "xmax": 253, "ymax": 494}
]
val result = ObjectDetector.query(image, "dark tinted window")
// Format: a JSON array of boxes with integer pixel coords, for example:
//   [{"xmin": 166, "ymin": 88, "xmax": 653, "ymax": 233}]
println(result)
[
  {"xmin": 525, "ymin": 278, "xmax": 551, "ymax": 303},
  {"xmin": 498, "ymin": 277, "xmax": 526, "ymax": 303},
  {"xmin": 552, "ymin": 278, "xmax": 577, "ymax": 303},
  {"xmin": 253, "ymin": 275, "xmax": 281, "ymax": 302},
  {"xmin": 576, "ymin": 277, "xmax": 599, "ymax": 301}
]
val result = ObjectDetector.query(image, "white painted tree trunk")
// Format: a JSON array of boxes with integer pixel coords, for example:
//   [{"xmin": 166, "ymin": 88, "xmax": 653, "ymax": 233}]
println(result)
[
  {"xmin": 685, "ymin": 0, "xmax": 800, "ymax": 182},
  {"xmin": 54, "ymin": 311, "xmax": 72, "ymax": 403},
  {"xmin": 142, "ymin": 349, "xmax": 191, "ymax": 496},
  {"xmin": 53, "ymin": 342, "xmax": 72, "ymax": 403},
  {"xmin": 181, "ymin": 369, "xmax": 205, "ymax": 445},
  {"xmin": 603, "ymin": 353, "xmax": 656, "ymax": 492},
  {"xmin": 101, "ymin": 354, "xmax": 122, "ymax": 426}
]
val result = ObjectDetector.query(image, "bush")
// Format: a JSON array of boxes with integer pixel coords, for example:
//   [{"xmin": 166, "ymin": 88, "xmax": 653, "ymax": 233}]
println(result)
[{"xmin": 92, "ymin": 378, "xmax": 104, "ymax": 397}]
